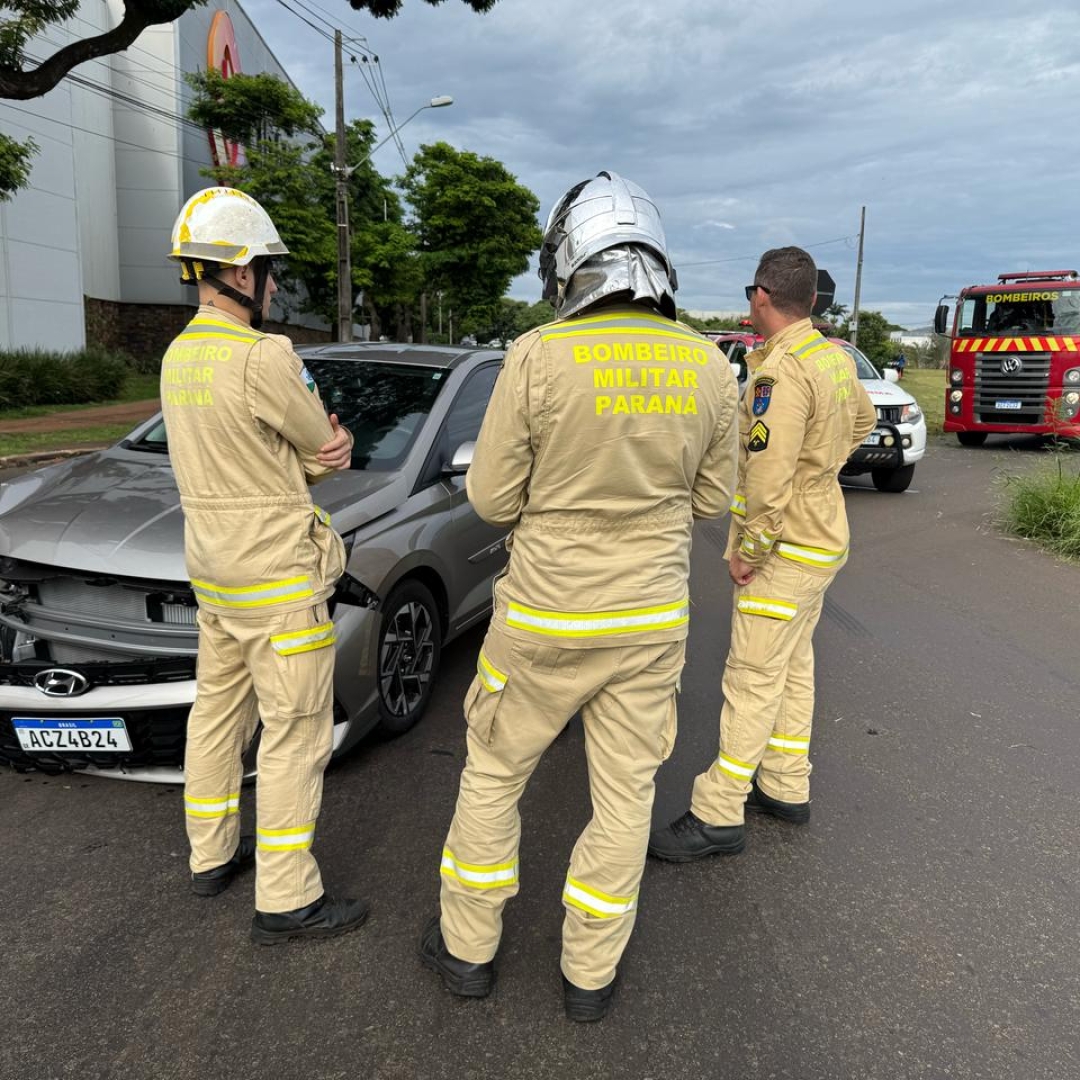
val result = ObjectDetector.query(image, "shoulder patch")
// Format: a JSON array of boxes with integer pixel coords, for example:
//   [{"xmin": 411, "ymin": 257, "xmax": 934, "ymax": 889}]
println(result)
[
  {"xmin": 298, "ymin": 364, "xmax": 317, "ymax": 392},
  {"xmin": 748, "ymin": 420, "xmax": 770, "ymax": 452},
  {"xmin": 752, "ymin": 376, "xmax": 775, "ymax": 416}
]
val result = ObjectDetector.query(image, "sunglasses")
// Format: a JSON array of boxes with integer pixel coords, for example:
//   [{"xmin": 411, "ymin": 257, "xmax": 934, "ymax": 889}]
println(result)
[{"xmin": 744, "ymin": 283, "xmax": 772, "ymax": 301}]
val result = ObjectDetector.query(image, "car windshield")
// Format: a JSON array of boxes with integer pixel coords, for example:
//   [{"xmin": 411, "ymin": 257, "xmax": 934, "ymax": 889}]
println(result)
[
  {"xmin": 130, "ymin": 358, "xmax": 449, "ymax": 471},
  {"xmin": 837, "ymin": 343, "xmax": 882, "ymax": 380},
  {"xmin": 958, "ymin": 287, "xmax": 1080, "ymax": 336}
]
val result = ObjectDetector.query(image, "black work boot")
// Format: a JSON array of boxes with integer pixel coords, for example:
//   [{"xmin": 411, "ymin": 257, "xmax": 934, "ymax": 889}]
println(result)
[
  {"xmin": 191, "ymin": 835, "xmax": 256, "ymax": 897},
  {"xmin": 648, "ymin": 810, "xmax": 745, "ymax": 862},
  {"xmin": 418, "ymin": 915, "xmax": 495, "ymax": 998},
  {"xmin": 745, "ymin": 777, "xmax": 810, "ymax": 825},
  {"xmin": 563, "ymin": 974, "xmax": 617, "ymax": 1022},
  {"xmin": 250, "ymin": 895, "xmax": 369, "ymax": 945}
]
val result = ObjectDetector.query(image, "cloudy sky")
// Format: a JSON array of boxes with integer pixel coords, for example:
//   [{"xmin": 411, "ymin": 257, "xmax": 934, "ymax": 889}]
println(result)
[{"xmin": 240, "ymin": 0, "xmax": 1080, "ymax": 328}]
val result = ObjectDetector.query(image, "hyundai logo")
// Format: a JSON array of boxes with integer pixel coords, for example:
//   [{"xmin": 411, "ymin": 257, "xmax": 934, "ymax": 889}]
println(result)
[
  {"xmin": 33, "ymin": 668, "xmax": 90, "ymax": 697},
  {"xmin": 1001, "ymin": 356, "xmax": 1023, "ymax": 375}
]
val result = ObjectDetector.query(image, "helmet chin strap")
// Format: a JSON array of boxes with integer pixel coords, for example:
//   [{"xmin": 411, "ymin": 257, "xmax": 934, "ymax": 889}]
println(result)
[{"xmin": 204, "ymin": 259, "xmax": 271, "ymax": 329}]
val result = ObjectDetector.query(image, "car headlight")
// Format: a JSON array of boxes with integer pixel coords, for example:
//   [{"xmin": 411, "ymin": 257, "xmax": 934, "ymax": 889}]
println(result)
[
  {"xmin": 1066, "ymin": 391, "xmax": 1080, "ymax": 406},
  {"xmin": 1066, "ymin": 368, "xmax": 1080, "ymax": 385},
  {"xmin": 950, "ymin": 368, "xmax": 964, "ymax": 385},
  {"xmin": 950, "ymin": 390, "xmax": 963, "ymax": 403},
  {"xmin": 901, "ymin": 402, "xmax": 923, "ymax": 423}
]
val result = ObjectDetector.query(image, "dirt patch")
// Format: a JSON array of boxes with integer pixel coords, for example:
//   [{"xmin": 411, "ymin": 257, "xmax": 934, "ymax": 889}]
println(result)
[{"xmin": 0, "ymin": 399, "xmax": 160, "ymax": 434}]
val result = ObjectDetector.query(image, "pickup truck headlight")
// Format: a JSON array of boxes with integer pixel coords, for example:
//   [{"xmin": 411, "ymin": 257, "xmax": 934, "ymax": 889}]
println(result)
[{"xmin": 901, "ymin": 402, "xmax": 923, "ymax": 424}]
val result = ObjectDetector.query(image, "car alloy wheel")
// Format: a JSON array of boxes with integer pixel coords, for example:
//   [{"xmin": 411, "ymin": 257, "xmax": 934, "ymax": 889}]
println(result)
[{"xmin": 377, "ymin": 580, "xmax": 442, "ymax": 735}]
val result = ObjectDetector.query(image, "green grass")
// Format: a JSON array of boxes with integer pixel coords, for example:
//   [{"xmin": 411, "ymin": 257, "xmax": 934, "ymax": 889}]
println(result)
[
  {"xmin": 0, "ymin": 423, "xmax": 135, "ymax": 458},
  {"xmin": 0, "ymin": 372, "xmax": 159, "ymax": 421},
  {"xmin": 899, "ymin": 368, "xmax": 945, "ymax": 437},
  {"xmin": 1002, "ymin": 454, "xmax": 1080, "ymax": 561}
]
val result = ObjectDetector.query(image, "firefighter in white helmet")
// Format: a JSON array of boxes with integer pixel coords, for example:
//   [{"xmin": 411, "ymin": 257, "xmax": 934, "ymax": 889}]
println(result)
[
  {"xmin": 649, "ymin": 246, "xmax": 876, "ymax": 862},
  {"xmin": 164, "ymin": 187, "xmax": 368, "ymax": 943},
  {"xmin": 418, "ymin": 172, "xmax": 740, "ymax": 1020}
]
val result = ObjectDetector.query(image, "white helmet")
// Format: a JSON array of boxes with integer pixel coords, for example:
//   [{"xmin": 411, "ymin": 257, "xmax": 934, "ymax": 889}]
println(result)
[
  {"xmin": 168, "ymin": 186, "xmax": 288, "ymax": 281},
  {"xmin": 539, "ymin": 171, "xmax": 677, "ymax": 318}
]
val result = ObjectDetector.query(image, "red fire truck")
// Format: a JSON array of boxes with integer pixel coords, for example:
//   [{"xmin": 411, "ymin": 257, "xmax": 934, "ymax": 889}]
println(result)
[{"xmin": 935, "ymin": 270, "xmax": 1080, "ymax": 445}]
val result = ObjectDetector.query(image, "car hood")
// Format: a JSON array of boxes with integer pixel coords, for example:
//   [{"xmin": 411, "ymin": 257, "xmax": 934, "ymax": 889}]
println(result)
[
  {"xmin": 860, "ymin": 378, "xmax": 916, "ymax": 407},
  {"xmin": 0, "ymin": 448, "xmax": 403, "ymax": 582}
]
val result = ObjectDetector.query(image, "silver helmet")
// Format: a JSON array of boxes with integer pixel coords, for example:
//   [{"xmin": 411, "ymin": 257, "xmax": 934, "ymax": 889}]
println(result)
[{"xmin": 539, "ymin": 171, "xmax": 678, "ymax": 320}]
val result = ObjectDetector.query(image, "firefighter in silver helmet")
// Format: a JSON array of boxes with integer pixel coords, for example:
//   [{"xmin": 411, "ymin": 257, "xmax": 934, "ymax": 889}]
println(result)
[
  {"xmin": 164, "ymin": 187, "xmax": 368, "ymax": 943},
  {"xmin": 418, "ymin": 172, "xmax": 740, "ymax": 1021}
]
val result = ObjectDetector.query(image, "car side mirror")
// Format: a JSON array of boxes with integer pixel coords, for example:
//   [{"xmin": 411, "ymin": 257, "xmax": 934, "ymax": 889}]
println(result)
[
  {"xmin": 883, "ymin": 367, "xmax": 899, "ymax": 383},
  {"xmin": 443, "ymin": 440, "xmax": 475, "ymax": 476},
  {"xmin": 934, "ymin": 304, "xmax": 949, "ymax": 336}
]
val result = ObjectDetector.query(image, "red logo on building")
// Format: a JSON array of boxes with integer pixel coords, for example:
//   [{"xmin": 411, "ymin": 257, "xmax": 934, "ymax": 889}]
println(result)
[{"xmin": 206, "ymin": 11, "xmax": 247, "ymax": 168}]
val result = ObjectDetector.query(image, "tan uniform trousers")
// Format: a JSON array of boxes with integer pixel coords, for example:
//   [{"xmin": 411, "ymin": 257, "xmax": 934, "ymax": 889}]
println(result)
[
  {"xmin": 439, "ymin": 622, "xmax": 685, "ymax": 991},
  {"xmin": 184, "ymin": 602, "xmax": 335, "ymax": 913},
  {"xmin": 691, "ymin": 557, "xmax": 835, "ymax": 825}
]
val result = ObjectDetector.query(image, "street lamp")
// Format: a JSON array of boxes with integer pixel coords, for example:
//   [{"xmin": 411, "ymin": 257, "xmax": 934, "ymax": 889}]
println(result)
[{"xmin": 334, "ymin": 95, "xmax": 454, "ymax": 342}]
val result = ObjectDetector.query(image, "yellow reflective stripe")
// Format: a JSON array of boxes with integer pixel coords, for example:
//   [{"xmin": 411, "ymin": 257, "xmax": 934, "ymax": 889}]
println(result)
[
  {"xmin": 173, "ymin": 331, "xmax": 260, "ymax": 345},
  {"xmin": 1065, "ymin": 338, "xmax": 1077, "ymax": 352},
  {"xmin": 775, "ymin": 542, "xmax": 847, "ymax": 567},
  {"xmin": 476, "ymin": 650, "xmax": 507, "ymax": 693},
  {"xmin": 540, "ymin": 326, "xmax": 708, "ymax": 345},
  {"xmin": 768, "ymin": 734, "xmax": 810, "ymax": 754},
  {"xmin": 558, "ymin": 309, "xmax": 689, "ymax": 329},
  {"xmin": 270, "ymin": 621, "xmax": 335, "ymax": 656},
  {"xmin": 1046, "ymin": 337, "xmax": 1060, "ymax": 351},
  {"xmin": 191, "ymin": 575, "xmax": 314, "ymax": 609},
  {"xmin": 738, "ymin": 596, "xmax": 797, "ymax": 621},
  {"xmin": 313, "ymin": 505, "xmax": 331, "ymax": 526},
  {"xmin": 795, "ymin": 338, "xmax": 832, "ymax": 359},
  {"xmin": 562, "ymin": 876, "xmax": 637, "ymax": 919},
  {"xmin": 257, "ymin": 822, "xmax": 315, "ymax": 851},
  {"xmin": 506, "ymin": 598, "xmax": 689, "ymax": 638},
  {"xmin": 730, "ymin": 494, "xmax": 746, "ymax": 517},
  {"xmin": 715, "ymin": 752, "xmax": 756, "ymax": 780},
  {"xmin": 440, "ymin": 847, "xmax": 518, "ymax": 889},
  {"xmin": 184, "ymin": 792, "xmax": 240, "ymax": 818},
  {"xmin": 187, "ymin": 316, "xmax": 264, "ymax": 338}
]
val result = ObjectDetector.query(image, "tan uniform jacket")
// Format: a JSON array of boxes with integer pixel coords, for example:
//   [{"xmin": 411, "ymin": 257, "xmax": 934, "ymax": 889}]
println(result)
[
  {"xmin": 466, "ymin": 304, "xmax": 739, "ymax": 649},
  {"xmin": 161, "ymin": 306, "xmax": 347, "ymax": 617},
  {"xmin": 727, "ymin": 318, "xmax": 877, "ymax": 571}
]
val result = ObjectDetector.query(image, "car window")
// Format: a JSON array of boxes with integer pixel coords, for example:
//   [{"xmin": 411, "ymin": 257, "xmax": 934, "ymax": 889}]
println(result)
[
  {"xmin": 444, "ymin": 364, "xmax": 501, "ymax": 451},
  {"xmin": 837, "ymin": 343, "xmax": 881, "ymax": 380}
]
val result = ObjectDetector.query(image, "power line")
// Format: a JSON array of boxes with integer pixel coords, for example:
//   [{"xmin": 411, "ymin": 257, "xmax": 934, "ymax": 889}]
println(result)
[{"xmin": 678, "ymin": 234, "xmax": 859, "ymax": 268}]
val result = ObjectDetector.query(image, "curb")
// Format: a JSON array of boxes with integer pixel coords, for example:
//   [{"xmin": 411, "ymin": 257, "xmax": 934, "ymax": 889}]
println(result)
[{"xmin": 0, "ymin": 446, "xmax": 106, "ymax": 469}]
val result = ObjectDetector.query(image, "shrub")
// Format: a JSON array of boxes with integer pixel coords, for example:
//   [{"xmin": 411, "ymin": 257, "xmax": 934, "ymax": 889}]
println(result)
[
  {"xmin": 0, "ymin": 346, "xmax": 129, "ymax": 409},
  {"xmin": 1002, "ymin": 455, "xmax": 1080, "ymax": 561}
]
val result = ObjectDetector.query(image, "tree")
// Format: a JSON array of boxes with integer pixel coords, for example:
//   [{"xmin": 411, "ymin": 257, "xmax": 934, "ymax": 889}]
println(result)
[
  {"xmin": 400, "ymin": 141, "xmax": 542, "ymax": 334},
  {"xmin": 840, "ymin": 309, "xmax": 901, "ymax": 366},
  {"xmin": 0, "ymin": 0, "xmax": 497, "ymax": 198},
  {"xmin": 823, "ymin": 301, "xmax": 849, "ymax": 324}
]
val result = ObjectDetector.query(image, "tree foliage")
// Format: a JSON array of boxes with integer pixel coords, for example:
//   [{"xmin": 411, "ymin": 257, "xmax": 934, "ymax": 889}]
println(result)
[
  {"xmin": 839, "ymin": 309, "xmax": 902, "ymax": 365},
  {"xmin": 0, "ymin": 132, "xmax": 36, "ymax": 201},
  {"xmin": 400, "ymin": 141, "xmax": 542, "ymax": 331}
]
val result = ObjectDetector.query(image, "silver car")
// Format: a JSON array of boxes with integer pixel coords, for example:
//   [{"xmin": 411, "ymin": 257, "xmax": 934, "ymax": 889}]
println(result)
[{"xmin": 0, "ymin": 344, "xmax": 508, "ymax": 780}]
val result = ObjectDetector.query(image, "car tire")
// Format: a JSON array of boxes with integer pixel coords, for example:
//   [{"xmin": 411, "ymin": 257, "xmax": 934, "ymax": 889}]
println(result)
[
  {"xmin": 871, "ymin": 464, "xmax": 915, "ymax": 493},
  {"xmin": 377, "ymin": 579, "xmax": 442, "ymax": 736},
  {"xmin": 957, "ymin": 432, "xmax": 988, "ymax": 447}
]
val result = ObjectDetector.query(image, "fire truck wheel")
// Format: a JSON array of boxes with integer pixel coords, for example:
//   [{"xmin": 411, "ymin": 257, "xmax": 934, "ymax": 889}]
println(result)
[
  {"xmin": 956, "ymin": 432, "xmax": 988, "ymax": 447},
  {"xmin": 871, "ymin": 464, "xmax": 915, "ymax": 493}
]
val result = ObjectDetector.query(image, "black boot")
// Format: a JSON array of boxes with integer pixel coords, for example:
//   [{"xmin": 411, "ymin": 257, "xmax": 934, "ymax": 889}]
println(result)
[
  {"xmin": 191, "ymin": 835, "xmax": 256, "ymax": 897},
  {"xmin": 418, "ymin": 915, "xmax": 495, "ymax": 998},
  {"xmin": 648, "ymin": 810, "xmax": 745, "ymax": 862},
  {"xmin": 745, "ymin": 778, "xmax": 810, "ymax": 825},
  {"xmin": 563, "ymin": 974, "xmax": 617, "ymax": 1022},
  {"xmin": 250, "ymin": 895, "xmax": 369, "ymax": 945}
]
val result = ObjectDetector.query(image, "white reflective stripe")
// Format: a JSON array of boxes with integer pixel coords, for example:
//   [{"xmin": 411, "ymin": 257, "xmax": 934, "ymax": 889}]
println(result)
[
  {"xmin": 776, "ymin": 542, "xmax": 847, "ymax": 566},
  {"xmin": 506, "ymin": 599, "xmax": 689, "ymax": 638},
  {"xmin": 270, "ymin": 621, "xmax": 336, "ymax": 656},
  {"xmin": 562, "ymin": 876, "xmax": 637, "ymax": 918},
  {"xmin": 769, "ymin": 735, "xmax": 810, "ymax": 753},
  {"xmin": 737, "ymin": 596, "xmax": 797, "ymax": 621},
  {"xmin": 440, "ymin": 848, "xmax": 518, "ymax": 889},
  {"xmin": 730, "ymin": 494, "xmax": 746, "ymax": 517},
  {"xmin": 191, "ymin": 575, "xmax": 314, "ymax": 608},
  {"xmin": 476, "ymin": 651, "xmax": 507, "ymax": 692},
  {"xmin": 184, "ymin": 792, "xmax": 239, "ymax": 817},
  {"xmin": 715, "ymin": 753, "xmax": 756, "ymax": 779},
  {"xmin": 257, "ymin": 823, "xmax": 315, "ymax": 850}
]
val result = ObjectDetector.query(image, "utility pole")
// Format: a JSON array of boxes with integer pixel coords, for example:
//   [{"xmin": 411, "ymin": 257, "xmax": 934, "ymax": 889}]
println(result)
[
  {"xmin": 334, "ymin": 30, "xmax": 352, "ymax": 343},
  {"xmin": 851, "ymin": 205, "xmax": 865, "ymax": 347}
]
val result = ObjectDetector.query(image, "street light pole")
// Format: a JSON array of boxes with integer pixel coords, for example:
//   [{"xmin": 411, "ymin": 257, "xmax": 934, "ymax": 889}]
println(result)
[{"xmin": 330, "ymin": 57, "xmax": 453, "ymax": 342}]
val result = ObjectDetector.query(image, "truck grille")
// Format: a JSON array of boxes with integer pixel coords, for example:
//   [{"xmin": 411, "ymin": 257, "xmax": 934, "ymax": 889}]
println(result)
[
  {"xmin": 975, "ymin": 352, "xmax": 1050, "ymax": 425},
  {"xmin": 876, "ymin": 405, "xmax": 902, "ymax": 423}
]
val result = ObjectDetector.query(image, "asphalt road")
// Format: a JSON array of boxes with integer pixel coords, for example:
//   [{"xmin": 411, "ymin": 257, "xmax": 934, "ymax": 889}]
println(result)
[{"xmin": 2, "ymin": 437, "xmax": 1079, "ymax": 1080}]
